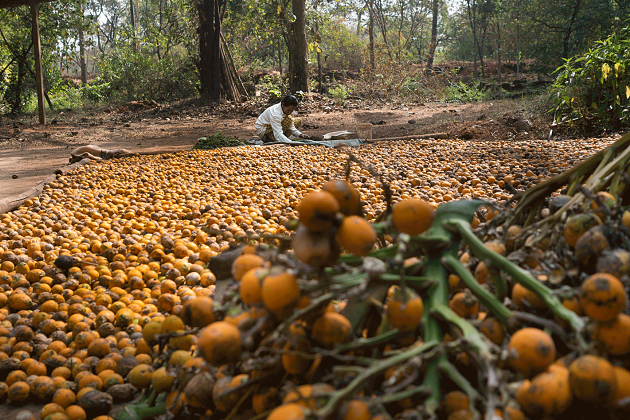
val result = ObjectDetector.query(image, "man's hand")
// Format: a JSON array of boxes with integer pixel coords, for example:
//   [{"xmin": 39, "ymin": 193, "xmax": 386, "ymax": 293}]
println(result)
[{"xmin": 299, "ymin": 133, "xmax": 310, "ymax": 139}]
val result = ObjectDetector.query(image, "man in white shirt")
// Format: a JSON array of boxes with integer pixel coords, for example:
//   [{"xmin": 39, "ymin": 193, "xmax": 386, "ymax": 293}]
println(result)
[{"xmin": 255, "ymin": 95, "xmax": 311, "ymax": 143}]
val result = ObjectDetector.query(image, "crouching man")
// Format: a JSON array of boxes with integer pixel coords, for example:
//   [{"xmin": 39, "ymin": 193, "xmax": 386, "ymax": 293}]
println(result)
[{"xmin": 255, "ymin": 95, "xmax": 311, "ymax": 144}]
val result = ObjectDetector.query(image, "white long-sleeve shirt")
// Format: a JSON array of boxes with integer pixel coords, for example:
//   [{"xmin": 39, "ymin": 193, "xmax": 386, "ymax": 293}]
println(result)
[{"xmin": 254, "ymin": 103, "xmax": 302, "ymax": 143}]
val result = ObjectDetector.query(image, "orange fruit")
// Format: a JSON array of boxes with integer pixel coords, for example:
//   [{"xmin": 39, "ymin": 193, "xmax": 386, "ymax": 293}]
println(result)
[
  {"xmin": 515, "ymin": 369, "xmax": 572, "ymax": 417},
  {"xmin": 337, "ymin": 216, "xmax": 377, "ymax": 256},
  {"xmin": 392, "ymin": 198, "xmax": 435, "ymax": 236},
  {"xmin": 239, "ymin": 268, "xmax": 267, "ymax": 306},
  {"xmin": 568, "ymin": 354, "xmax": 617, "ymax": 404},
  {"xmin": 593, "ymin": 313, "xmax": 630, "ymax": 355},
  {"xmin": 563, "ymin": 212, "xmax": 601, "ymax": 247},
  {"xmin": 267, "ymin": 403, "xmax": 306, "ymax": 420},
  {"xmin": 613, "ymin": 365, "xmax": 630, "ymax": 405},
  {"xmin": 231, "ymin": 254, "xmax": 265, "ymax": 282},
  {"xmin": 339, "ymin": 399, "xmax": 370, "ymax": 420},
  {"xmin": 579, "ymin": 272, "xmax": 627, "ymax": 322},
  {"xmin": 197, "ymin": 321, "xmax": 242, "ymax": 365},
  {"xmin": 386, "ymin": 286, "xmax": 424, "ymax": 332},
  {"xmin": 507, "ymin": 328, "xmax": 556, "ymax": 377},
  {"xmin": 511, "ymin": 283, "xmax": 545, "ymax": 310},
  {"xmin": 292, "ymin": 225, "xmax": 338, "ymax": 268},
  {"xmin": 181, "ymin": 297, "xmax": 215, "ymax": 328},
  {"xmin": 312, "ymin": 312, "xmax": 351, "ymax": 347},
  {"xmin": 441, "ymin": 390, "xmax": 469, "ymax": 416},
  {"xmin": 449, "ymin": 291, "xmax": 479, "ymax": 318},
  {"xmin": 297, "ymin": 191, "xmax": 340, "ymax": 232},
  {"xmin": 478, "ymin": 317, "xmax": 505, "ymax": 345},
  {"xmin": 261, "ymin": 270, "xmax": 301, "ymax": 318},
  {"xmin": 322, "ymin": 180, "xmax": 362, "ymax": 216}
]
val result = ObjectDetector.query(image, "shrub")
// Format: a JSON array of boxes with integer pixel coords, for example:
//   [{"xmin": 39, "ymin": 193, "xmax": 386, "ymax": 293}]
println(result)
[
  {"xmin": 550, "ymin": 24, "xmax": 630, "ymax": 132},
  {"xmin": 97, "ymin": 46, "xmax": 198, "ymax": 103},
  {"xmin": 442, "ymin": 81, "xmax": 486, "ymax": 103}
]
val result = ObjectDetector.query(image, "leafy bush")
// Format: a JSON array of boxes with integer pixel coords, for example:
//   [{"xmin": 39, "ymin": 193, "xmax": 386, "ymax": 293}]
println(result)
[
  {"xmin": 328, "ymin": 85, "xmax": 354, "ymax": 103},
  {"xmin": 442, "ymin": 81, "xmax": 486, "ymax": 103},
  {"xmin": 97, "ymin": 46, "xmax": 199, "ymax": 103},
  {"xmin": 550, "ymin": 25, "xmax": 630, "ymax": 132},
  {"xmin": 193, "ymin": 132, "xmax": 246, "ymax": 150}
]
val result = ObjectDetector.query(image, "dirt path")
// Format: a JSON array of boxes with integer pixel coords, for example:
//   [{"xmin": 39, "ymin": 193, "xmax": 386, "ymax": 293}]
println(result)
[{"xmin": 0, "ymin": 98, "xmax": 542, "ymax": 201}]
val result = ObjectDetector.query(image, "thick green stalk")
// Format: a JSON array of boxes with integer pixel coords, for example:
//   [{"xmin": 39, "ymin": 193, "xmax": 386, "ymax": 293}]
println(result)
[
  {"xmin": 115, "ymin": 402, "xmax": 166, "ymax": 420},
  {"xmin": 369, "ymin": 385, "xmax": 430, "ymax": 405},
  {"xmin": 314, "ymin": 340, "xmax": 439, "ymax": 418},
  {"xmin": 419, "ymin": 255, "xmax": 450, "ymax": 413},
  {"xmin": 448, "ymin": 219, "xmax": 586, "ymax": 345},
  {"xmin": 438, "ymin": 359, "xmax": 481, "ymax": 416},
  {"xmin": 442, "ymin": 254, "xmax": 511, "ymax": 325},
  {"xmin": 431, "ymin": 304, "xmax": 493, "ymax": 360},
  {"xmin": 335, "ymin": 329, "xmax": 401, "ymax": 352}
]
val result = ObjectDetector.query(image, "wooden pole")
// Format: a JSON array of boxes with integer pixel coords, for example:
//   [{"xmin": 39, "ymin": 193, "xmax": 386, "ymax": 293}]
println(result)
[{"xmin": 30, "ymin": 1, "xmax": 46, "ymax": 125}]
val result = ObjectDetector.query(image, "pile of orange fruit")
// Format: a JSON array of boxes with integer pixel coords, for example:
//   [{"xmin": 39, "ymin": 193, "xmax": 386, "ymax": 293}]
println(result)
[{"xmin": 0, "ymin": 136, "xmax": 626, "ymax": 420}]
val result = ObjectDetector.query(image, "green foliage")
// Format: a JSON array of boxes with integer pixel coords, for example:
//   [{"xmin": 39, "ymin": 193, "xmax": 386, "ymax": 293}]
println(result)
[
  {"xmin": 441, "ymin": 81, "xmax": 487, "ymax": 103},
  {"xmin": 97, "ymin": 46, "xmax": 198, "ymax": 103},
  {"xmin": 256, "ymin": 74, "xmax": 286, "ymax": 100},
  {"xmin": 550, "ymin": 25, "xmax": 630, "ymax": 131},
  {"xmin": 328, "ymin": 84, "xmax": 353, "ymax": 103},
  {"xmin": 193, "ymin": 132, "xmax": 246, "ymax": 150}
]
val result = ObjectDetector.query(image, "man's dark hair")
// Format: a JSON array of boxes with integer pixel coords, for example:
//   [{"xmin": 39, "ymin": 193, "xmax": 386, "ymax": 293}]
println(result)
[{"xmin": 281, "ymin": 95, "xmax": 299, "ymax": 108}]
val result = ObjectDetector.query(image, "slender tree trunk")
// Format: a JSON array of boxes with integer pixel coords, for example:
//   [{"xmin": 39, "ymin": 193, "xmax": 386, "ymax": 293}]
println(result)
[
  {"xmin": 130, "ymin": 0, "xmax": 137, "ymax": 52},
  {"xmin": 466, "ymin": 0, "xmax": 478, "ymax": 77},
  {"xmin": 79, "ymin": 27, "xmax": 87, "ymax": 84},
  {"xmin": 496, "ymin": 21, "xmax": 501, "ymax": 80},
  {"xmin": 278, "ymin": 35, "xmax": 282, "ymax": 75},
  {"xmin": 288, "ymin": 0, "xmax": 309, "ymax": 93},
  {"xmin": 316, "ymin": 21, "xmax": 322, "ymax": 93},
  {"xmin": 516, "ymin": 12, "xmax": 521, "ymax": 79},
  {"xmin": 198, "ymin": 0, "xmax": 221, "ymax": 100},
  {"xmin": 368, "ymin": 0, "xmax": 375, "ymax": 71},
  {"xmin": 425, "ymin": 0, "xmax": 439, "ymax": 69},
  {"xmin": 562, "ymin": 0, "xmax": 582, "ymax": 59}
]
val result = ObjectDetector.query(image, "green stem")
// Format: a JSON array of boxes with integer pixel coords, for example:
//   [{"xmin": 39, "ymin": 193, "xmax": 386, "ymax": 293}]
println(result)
[
  {"xmin": 369, "ymin": 385, "xmax": 430, "ymax": 405},
  {"xmin": 115, "ymin": 402, "xmax": 166, "ymax": 420},
  {"xmin": 419, "ymin": 256, "xmax": 450, "ymax": 413},
  {"xmin": 442, "ymin": 254, "xmax": 511, "ymax": 325},
  {"xmin": 431, "ymin": 304, "xmax": 493, "ymax": 360},
  {"xmin": 448, "ymin": 219, "xmax": 586, "ymax": 346},
  {"xmin": 335, "ymin": 329, "xmax": 401, "ymax": 352},
  {"xmin": 448, "ymin": 224, "xmax": 507, "ymax": 299},
  {"xmin": 438, "ymin": 358, "xmax": 482, "ymax": 416},
  {"xmin": 314, "ymin": 340, "xmax": 439, "ymax": 418}
]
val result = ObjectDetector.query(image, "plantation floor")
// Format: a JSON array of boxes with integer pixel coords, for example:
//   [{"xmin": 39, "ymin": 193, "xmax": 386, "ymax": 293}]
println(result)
[{"xmin": 1, "ymin": 96, "xmax": 552, "ymax": 201}]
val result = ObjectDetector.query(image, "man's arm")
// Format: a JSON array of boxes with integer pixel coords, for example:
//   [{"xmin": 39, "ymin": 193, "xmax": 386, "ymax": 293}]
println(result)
[{"xmin": 270, "ymin": 116, "xmax": 294, "ymax": 143}]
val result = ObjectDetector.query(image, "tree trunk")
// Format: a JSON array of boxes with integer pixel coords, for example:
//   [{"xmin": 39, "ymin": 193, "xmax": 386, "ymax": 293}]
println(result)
[
  {"xmin": 425, "ymin": 0, "xmax": 439, "ymax": 69},
  {"xmin": 496, "ymin": 21, "xmax": 501, "ymax": 80},
  {"xmin": 278, "ymin": 35, "xmax": 282, "ymax": 75},
  {"xmin": 316, "ymin": 21, "xmax": 322, "ymax": 93},
  {"xmin": 368, "ymin": 0, "xmax": 375, "ymax": 71},
  {"xmin": 198, "ymin": 0, "xmax": 221, "ymax": 100},
  {"xmin": 562, "ymin": 0, "xmax": 582, "ymax": 59},
  {"xmin": 79, "ymin": 27, "xmax": 88, "ymax": 84},
  {"xmin": 130, "ymin": 0, "xmax": 137, "ymax": 52},
  {"xmin": 466, "ymin": 0, "xmax": 478, "ymax": 78},
  {"xmin": 288, "ymin": 0, "xmax": 309, "ymax": 93}
]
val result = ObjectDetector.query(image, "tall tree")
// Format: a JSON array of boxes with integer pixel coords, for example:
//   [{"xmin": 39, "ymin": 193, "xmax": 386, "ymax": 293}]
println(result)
[
  {"xmin": 198, "ymin": 0, "xmax": 221, "ymax": 100},
  {"xmin": 425, "ymin": 0, "xmax": 439, "ymax": 68},
  {"xmin": 287, "ymin": 0, "xmax": 309, "ymax": 93}
]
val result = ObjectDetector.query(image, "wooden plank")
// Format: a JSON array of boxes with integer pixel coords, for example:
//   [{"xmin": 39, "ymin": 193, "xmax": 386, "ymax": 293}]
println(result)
[{"xmin": 30, "ymin": 1, "xmax": 46, "ymax": 125}]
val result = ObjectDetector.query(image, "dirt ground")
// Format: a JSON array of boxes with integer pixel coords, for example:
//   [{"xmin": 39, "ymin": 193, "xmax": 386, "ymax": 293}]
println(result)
[{"xmin": 0, "ymin": 96, "xmax": 553, "ymax": 202}]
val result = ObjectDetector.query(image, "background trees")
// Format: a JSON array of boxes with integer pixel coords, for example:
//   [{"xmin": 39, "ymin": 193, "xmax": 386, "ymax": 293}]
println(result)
[{"xmin": 0, "ymin": 0, "xmax": 628, "ymax": 113}]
